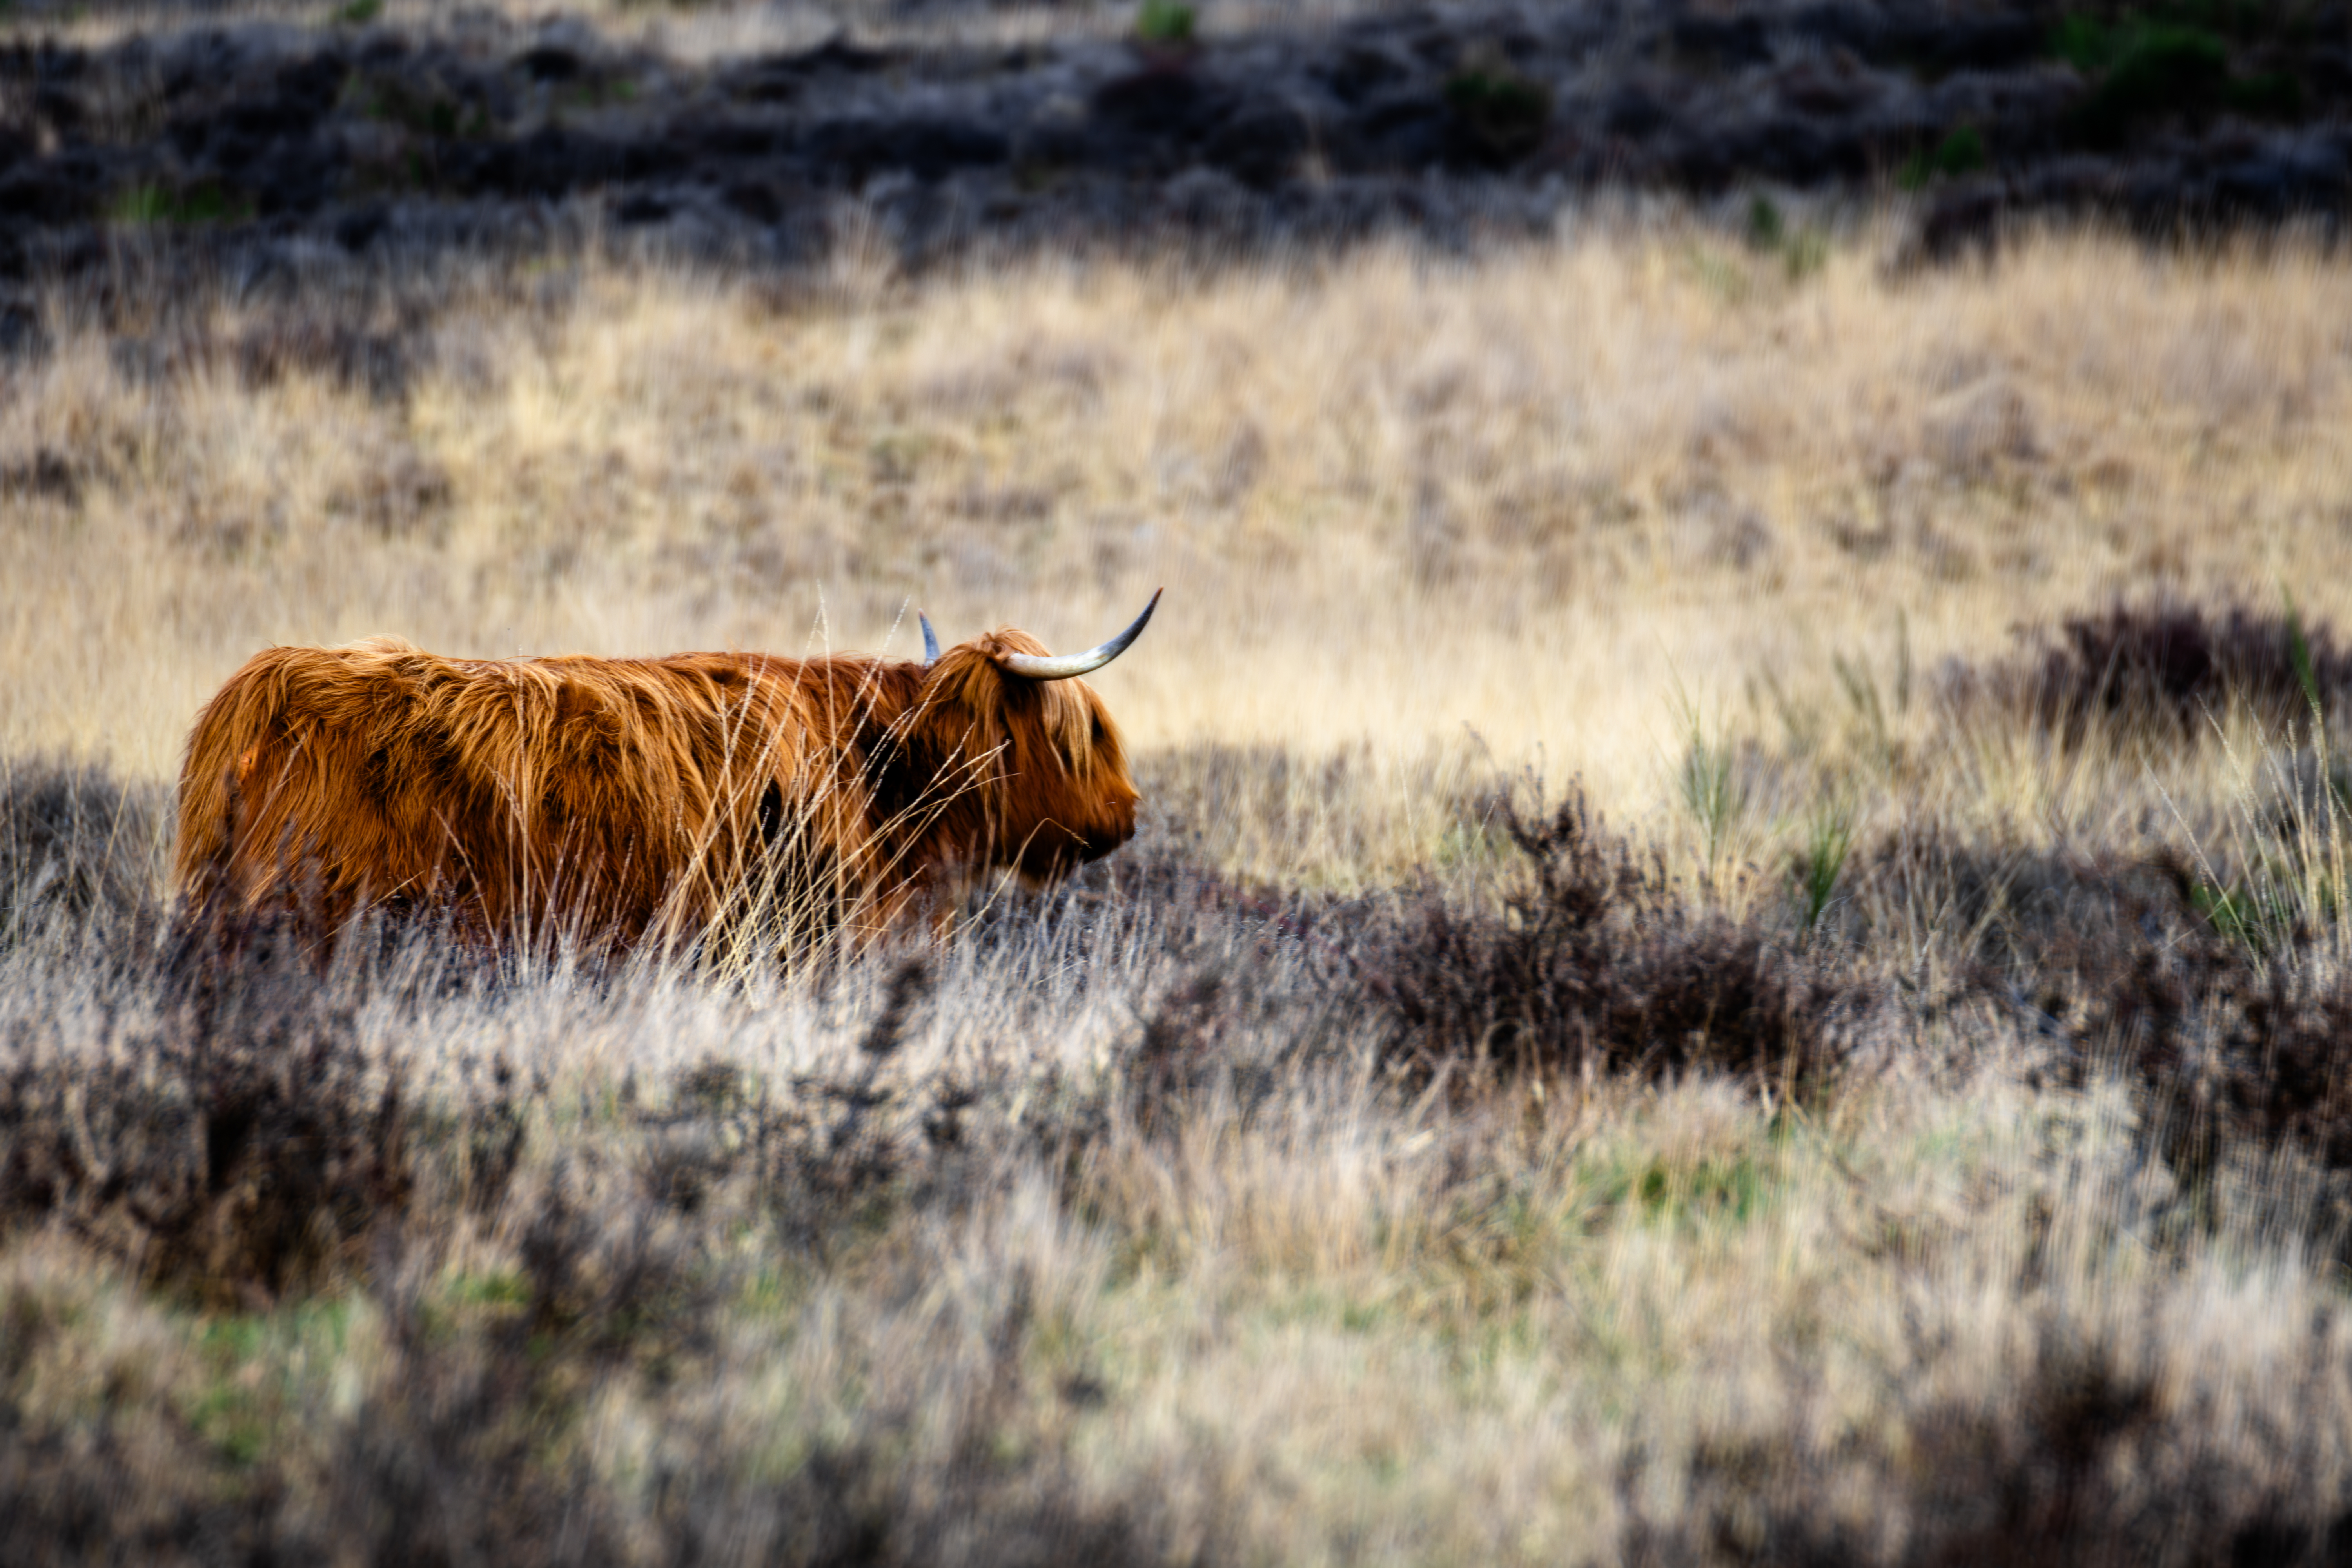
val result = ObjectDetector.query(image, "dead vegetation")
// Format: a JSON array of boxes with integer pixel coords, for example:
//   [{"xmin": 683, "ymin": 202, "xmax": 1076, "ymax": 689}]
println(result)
[
  {"xmin": 1947, "ymin": 596, "xmax": 2352, "ymax": 746},
  {"xmin": 8, "ymin": 228, "xmax": 2352, "ymax": 816}
]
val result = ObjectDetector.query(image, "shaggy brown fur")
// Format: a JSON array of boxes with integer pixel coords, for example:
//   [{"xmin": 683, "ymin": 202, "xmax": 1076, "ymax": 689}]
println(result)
[{"xmin": 174, "ymin": 628, "xmax": 1140, "ymax": 948}]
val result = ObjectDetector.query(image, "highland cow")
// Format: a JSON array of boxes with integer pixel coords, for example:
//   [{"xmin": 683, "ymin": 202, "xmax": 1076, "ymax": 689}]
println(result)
[{"xmin": 174, "ymin": 595, "xmax": 1160, "ymax": 948}]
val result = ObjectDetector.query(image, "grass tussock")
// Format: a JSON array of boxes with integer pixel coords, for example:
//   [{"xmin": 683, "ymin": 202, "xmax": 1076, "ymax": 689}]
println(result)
[
  {"xmin": 1364, "ymin": 785, "xmax": 1888, "ymax": 1093},
  {"xmin": 1951, "ymin": 595, "xmax": 2352, "ymax": 748}
]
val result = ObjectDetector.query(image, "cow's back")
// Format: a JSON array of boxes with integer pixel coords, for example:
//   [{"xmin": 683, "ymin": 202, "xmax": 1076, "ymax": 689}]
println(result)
[{"xmin": 176, "ymin": 639, "xmax": 878, "ymax": 944}]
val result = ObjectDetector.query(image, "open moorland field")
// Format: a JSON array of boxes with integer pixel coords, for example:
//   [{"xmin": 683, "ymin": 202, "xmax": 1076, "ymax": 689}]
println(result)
[{"xmin": 9, "ymin": 221, "xmax": 2352, "ymax": 1566}]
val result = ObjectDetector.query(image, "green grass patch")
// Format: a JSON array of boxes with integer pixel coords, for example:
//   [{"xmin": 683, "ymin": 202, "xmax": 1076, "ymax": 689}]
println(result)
[
  {"xmin": 1444, "ymin": 57, "xmax": 1553, "ymax": 162},
  {"xmin": 2052, "ymin": 13, "xmax": 2306, "ymax": 146},
  {"xmin": 1898, "ymin": 125, "xmax": 1989, "ymax": 191},
  {"xmin": 1744, "ymin": 196, "xmax": 1833, "ymax": 281},
  {"xmin": 1793, "ymin": 802, "xmax": 1857, "ymax": 935},
  {"xmin": 1134, "ymin": 0, "xmax": 1195, "ymax": 47},
  {"xmin": 368, "ymin": 82, "xmax": 492, "ymax": 140},
  {"xmin": 1432, "ymin": 818, "xmax": 1511, "ymax": 870},
  {"xmin": 1675, "ymin": 687, "xmax": 1749, "ymax": 881},
  {"xmin": 1590, "ymin": 1151, "xmax": 1777, "ymax": 1232},
  {"xmin": 184, "ymin": 1301, "xmax": 358, "ymax": 1469},
  {"xmin": 107, "ymin": 181, "xmax": 252, "ymax": 227},
  {"xmin": 447, "ymin": 1267, "xmax": 532, "ymax": 1310}
]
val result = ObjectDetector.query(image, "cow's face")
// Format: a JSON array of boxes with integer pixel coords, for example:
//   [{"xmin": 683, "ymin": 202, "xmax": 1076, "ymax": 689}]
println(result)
[{"xmin": 908, "ymin": 597, "xmax": 1155, "ymax": 882}]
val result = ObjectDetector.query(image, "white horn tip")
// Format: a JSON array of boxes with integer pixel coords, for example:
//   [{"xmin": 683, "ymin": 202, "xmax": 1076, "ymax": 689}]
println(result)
[{"xmin": 997, "ymin": 589, "xmax": 1163, "ymax": 681}]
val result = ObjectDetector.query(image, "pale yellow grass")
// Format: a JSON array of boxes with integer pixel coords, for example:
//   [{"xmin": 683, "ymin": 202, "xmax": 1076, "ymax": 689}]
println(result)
[{"xmin": 6, "ymin": 228, "xmax": 2349, "ymax": 880}]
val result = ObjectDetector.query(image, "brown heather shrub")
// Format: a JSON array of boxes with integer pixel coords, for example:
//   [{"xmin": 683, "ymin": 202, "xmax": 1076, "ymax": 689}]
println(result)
[
  {"xmin": 1631, "ymin": 1319, "xmax": 2352, "ymax": 1568},
  {"xmin": 1359, "ymin": 786, "xmax": 1891, "ymax": 1094},
  {"xmin": 0, "ymin": 758, "xmax": 166, "ymax": 947},
  {"xmin": 0, "ymin": 909, "xmax": 411, "ymax": 1307},
  {"xmin": 2037, "ymin": 912, "xmax": 2352, "ymax": 1184},
  {"xmin": 231, "ymin": 312, "xmax": 428, "ymax": 403},
  {"xmin": 1831, "ymin": 824, "xmax": 2185, "ymax": 967},
  {"xmin": 0, "ymin": 1398, "xmax": 284, "ymax": 1568},
  {"xmin": 1950, "ymin": 597, "xmax": 2352, "ymax": 746},
  {"xmin": 1825, "ymin": 813, "xmax": 2352, "ymax": 1191}
]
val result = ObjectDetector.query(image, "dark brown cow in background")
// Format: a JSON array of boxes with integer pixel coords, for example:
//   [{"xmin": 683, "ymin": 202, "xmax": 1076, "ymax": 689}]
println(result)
[{"xmin": 173, "ymin": 594, "xmax": 1160, "ymax": 949}]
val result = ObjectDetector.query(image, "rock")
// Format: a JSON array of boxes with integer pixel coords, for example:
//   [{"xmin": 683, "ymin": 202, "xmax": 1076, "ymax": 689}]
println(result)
[
  {"xmin": 1443, "ymin": 51, "xmax": 1552, "ymax": 167},
  {"xmin": 1345, "ymin": 90, "xmax": 1451, "ymax": 169},
  {"xmin": 1161, "ymin": 166, "xmax": 1261, "ymax": 236},
  {"xmin": 1753, "ymin": 115, "xmax": 1855, "ymax": 183},
  {"xmin": 723, "ymin": 39, "xmax": 890, "ymax": 103},
  {"xmin": 2017, "ymin": 154, "xmax": 2123, "ymax": 205},
  {"xmin": 792, "ymin": 38, "xmax": 891, "ymax": 77},
  {"xmin": 517, "ymin": 45, "xmax": 585, "ymax": 83},
  {"xmin": 615, "ymin": 191, "xmax": 670, "ymax": 225},
  {"xmin": 1911, "ymin": 16, "xmax": 2045, "ymax": 74},
  {"xmin": 467, "ymin": 128, "xmax": 622, "ymax": 198},
  {"xmin": 686, "ymin": 119, "xmax": 792, "ymax": 162},
  {"xmin": 512, "ymin": 17, "xmax": 602, "ymax": 82},
  {"xmin": 1787, "ymin": 4, "xmax": 1887, "ymax": 59},
  {"xmin": 1602, "ymin": 83, "xmax": 1674, "ymax": 139},
  {"xmin": 2308, "ymin": 45, "xmax": 2352, "ymax": 100},
  {"xmin": 1774, "ymin": 59, "xmax": 1882, "ymax": 119}
]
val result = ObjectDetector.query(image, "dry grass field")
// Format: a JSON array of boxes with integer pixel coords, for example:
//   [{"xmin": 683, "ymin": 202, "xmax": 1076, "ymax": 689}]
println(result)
[
  {"xmin": 13, "ymin": 226, "xmax": 2352, "ymax": 864},
  {"xmin": 10, "ymin": 221, "xmax": 2352, "ymax": 1564}
]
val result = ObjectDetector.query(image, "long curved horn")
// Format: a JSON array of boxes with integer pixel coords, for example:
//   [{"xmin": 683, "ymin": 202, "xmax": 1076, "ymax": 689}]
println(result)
[
  {"xmin": 998, "ymin": 590, "xmax": 1163, "ymax": 682},
  {"xmin": 919, "ymin": 611, "xmax": 941, "ymax": 666}
]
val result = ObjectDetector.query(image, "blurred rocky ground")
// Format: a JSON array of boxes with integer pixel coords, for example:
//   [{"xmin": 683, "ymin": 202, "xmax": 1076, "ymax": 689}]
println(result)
[{"xmin": 0, "ymin": 0, "xmax": 2347, "ymax": 319}]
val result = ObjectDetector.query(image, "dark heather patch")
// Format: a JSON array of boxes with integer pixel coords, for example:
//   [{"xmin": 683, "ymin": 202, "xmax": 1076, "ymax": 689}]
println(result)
[
  {"xmin": 1354, "ymin": 786, "xmax": 1886, "ymax": 1094},
  {"xmin": 1947, "ymin": 598, "xmax": 2352, "ymax": 746}
]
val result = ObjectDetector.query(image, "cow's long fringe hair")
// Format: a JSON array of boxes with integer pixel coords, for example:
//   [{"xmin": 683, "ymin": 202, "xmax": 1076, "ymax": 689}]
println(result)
[{"xmin": 174, "ymin": 628, "xmax": 1139, "ymax": 963}]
